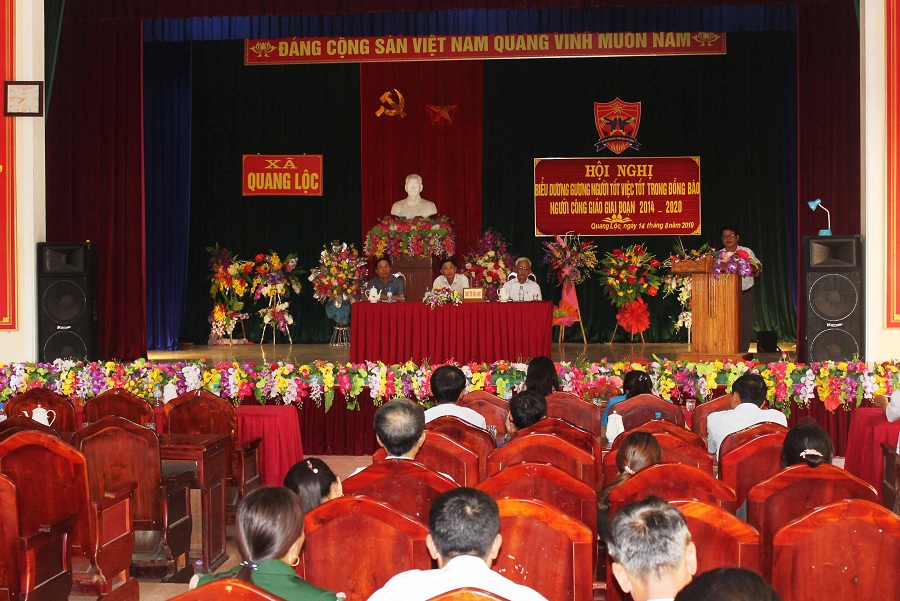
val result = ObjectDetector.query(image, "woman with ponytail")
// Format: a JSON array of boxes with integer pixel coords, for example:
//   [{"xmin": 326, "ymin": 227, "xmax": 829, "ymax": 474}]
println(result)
[
  {"xmin": 597, "ymin": 431, "xmax": 663, "ymax": 540},
  {"xmin": 781, "ymin": 419, "xmax": 834, "ymax": 468}
]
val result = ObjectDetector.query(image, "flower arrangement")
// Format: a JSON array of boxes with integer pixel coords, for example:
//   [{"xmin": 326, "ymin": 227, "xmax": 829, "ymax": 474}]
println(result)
[
  {"xmin": 663, "ymin": 274, "xmax": 693, "ymax": 333},
  {"xmin": 364, "ymin": 215, "xmax": 456, "ymax": 259},
  {"xmin": 542, "ymin": 232, "xmax": 598, "ymax": 286},
  {"xmin": 463, "ymin": 229, "xmax": 518, "ymax": 301},
  {"xmin": 258, "ymin": 301, "xmax": 293, "ymax": 334},
  {"xmin": 251, "ymin": 251, "xmax": 305, "ymax": 343},
  {"xmin": 207, "ymin": 245, "xmax": 254, "ymax": 340},
  {"xmin": 308, "ymin": 241, "xmax": 368, "ymax": 325},
  {"xmin": 713, "ymin": 248, "xmax": 755, "ymax": 279},
  {"xmin": 423, "ymin": 287, "xmax": 462, "ymax": 309},
  {"xmin": 599, "ymin": 244, "xmax": 662, "ymax": 308}
]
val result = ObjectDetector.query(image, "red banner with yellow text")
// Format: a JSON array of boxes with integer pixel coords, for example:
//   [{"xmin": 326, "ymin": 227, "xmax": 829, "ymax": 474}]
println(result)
[
  {"xmin": 246, "ymin": 32, "xmax": 725, "ymax": 65},
  {"xmin": 242, "ymin": 155, "xmax": 323, "ymax": 196},
  {"xmin": 534, "ymin": 157, "xmax": 701, "ymax": 237},
  {"xmin": 0, "ymin": 0, "xmax": 16, "ymax": 329}
]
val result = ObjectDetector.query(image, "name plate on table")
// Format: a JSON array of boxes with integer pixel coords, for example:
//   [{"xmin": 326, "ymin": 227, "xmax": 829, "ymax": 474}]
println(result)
[{"xmin": 462, "ymin": 287, "xmax": 485, "ymax": 302}]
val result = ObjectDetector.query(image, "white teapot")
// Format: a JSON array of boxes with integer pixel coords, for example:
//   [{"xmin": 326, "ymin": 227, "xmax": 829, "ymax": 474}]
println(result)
[
  {"xmin": 367, "ymin": 287, "xmax": 380, "ymax": 303},
  {"xmin": 24, "ymin": 403, "xmax": 56, "ymax": 427},
  {"xmin": 498, "ymin": 287, "xmax": 510, "ymax": 302}
]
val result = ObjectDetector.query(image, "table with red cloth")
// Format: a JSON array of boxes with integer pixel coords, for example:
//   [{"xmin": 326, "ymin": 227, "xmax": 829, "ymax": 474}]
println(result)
[
  {"xmin": 350, "ymin": 300, "xmax": 553, "ymax": 364},
  {"xmin": 843, "ymin": 407, "xmax": 900, "ymax": 495}
]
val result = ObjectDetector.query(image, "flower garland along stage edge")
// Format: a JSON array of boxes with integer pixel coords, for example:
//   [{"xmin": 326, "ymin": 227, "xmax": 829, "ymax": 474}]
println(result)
[
  {"xmin": 364, "ymin": 215, "xmax": 457, "ymax": 259},
  {"xmin": 2, "ymin": 358, "xmax": 896, "ymax": 416}
]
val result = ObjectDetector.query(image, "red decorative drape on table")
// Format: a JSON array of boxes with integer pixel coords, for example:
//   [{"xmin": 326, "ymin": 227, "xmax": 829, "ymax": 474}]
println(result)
[{"xmin": 360, "ymin": 61, "xmax": 483, "ymax": 258}]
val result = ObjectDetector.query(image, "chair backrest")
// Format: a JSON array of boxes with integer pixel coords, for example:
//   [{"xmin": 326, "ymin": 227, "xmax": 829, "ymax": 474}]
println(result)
[
  {"xmin": 374, "ymin": 431, "xmax": 480, "ymax": 486},
  {"xmin": 487, "ymin": 432, "xmax": 598, "ymax": 491},
  {"xmin": 83, "ymin": 388, "xmax": 156, "ymax": 427},
  {"xmin": 690, "ymin": 394, "xmax": 732, "ymax": 440},
  {"xmin": 747, "ymin": 463, "xmax": 879, "ymax": 577},
  {"xmin": 426, "ymin": 415, "xmax": 496, "ymax": 480},
  {"xmin": 677, "ymin": 500, "xmax": 761, "ymax": 574},
  {"xmin": 882, "ymin": 442, "xmax": 900, "ymax": 514},
  {"xmin": 603, "ymin": 431, "xmax": 714, "ymax": 486},
  {"xmin": 299, "ymin": 496, "xmax": 431, "ymax": 600},
  {"xmin": 544, "ymin": 393, "xmax": 604, "ymax": 438},
  {"xmin": 342, "ymin": 459, "xmax": 457, "ymax": 522},
  {"xmin": 425, "ymin": 588, "xmax": 513, "ymax": 601},
  {"xmin": 614, "ymin": 394, "xmax": 685, "ymax": 430},
  {"xmin": 163, "ymin": 389, "xmax": 240, "ymax": 481},
  {"xmin": 5, "ymin": 388, "xmax": 78, "ymax": 432},
  {"xmin": 718, "ymin": 430, "xmax": 787, "ymax": 507},
  {"xmin": 171, "ymin": 578, "xmax": 290, "ymax": 601},
  {"xmin": 718, "ymin": 421, "xmax": 789, "ymax": 457},
  {"xmin": 520, "ymin": 416, "xmax": 603, "ymax": 477},
  {"xmin": 459, "ymin": 392, "xmax": 509, "ymax": 438},
  {"xmin": 629, "ymin": 419, "xmax": 705, "ymax": 448},
  {"xmin": 607, "ymin": 463, "xmax": 737, "ymax": 515},
  {"xmin": 0, "ymin": 414, "xmax": 62, "ymax": 438},
  {"xmin": 771, "ymin": 499, "xmax": 900, "ymax": 601},
  {"xmin": 494, "ymin": 498, "xmax": 593, "ymax": 601}
]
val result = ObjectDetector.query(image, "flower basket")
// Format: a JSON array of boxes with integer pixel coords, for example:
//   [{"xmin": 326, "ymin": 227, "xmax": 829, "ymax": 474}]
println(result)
[{"xmin": 364, "ymin": 215, "xmax": 456, "ymax": 259}]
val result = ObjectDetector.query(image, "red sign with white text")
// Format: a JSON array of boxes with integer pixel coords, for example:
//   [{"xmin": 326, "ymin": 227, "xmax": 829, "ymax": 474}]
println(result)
[
  {"xmin": 534, "ymin": 157, "xmax": 702, "ymax": 237},
  {"xmin": 242, "ymin": 155, "xmax": 323, "ymax": 196},
  {"xmin": 0, "ymin": 0, "xmax": 17, "ymax": 329}
]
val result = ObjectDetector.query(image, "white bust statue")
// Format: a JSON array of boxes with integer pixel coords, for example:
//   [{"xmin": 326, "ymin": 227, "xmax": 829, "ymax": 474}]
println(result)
[{"xmin": 390, "ymin": 174, "xmax": 438, "ymax": 219}]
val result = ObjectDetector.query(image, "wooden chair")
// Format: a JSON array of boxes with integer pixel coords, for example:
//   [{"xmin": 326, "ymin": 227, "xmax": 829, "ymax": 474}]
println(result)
[
  {"xmin": 342, "ymin": 458, "xmax": 457, "ymax": 522},
  {"xmin": 298, "ymin": 496, "xmax": 431, "ymax": 600},
  {"xmin": 677, "ymin": 500, "xmax": 761, "ymax": 573},
  {"xmin": 607, "ymin": 463, "xmax": 738, "ymax": 516},
  {"xmin": 374, "ymin": 430, "xmax": 480, "ymax": 486},
  {"xmin": 425, "ymin": 588, "xmax": 512, "ymax": 601},
  {"xmin": 71, "ymin": 416, "xmax": 193, "ymax": 580},
  {"xmin": 718, "ymin": 429, "xmax": 787, "ymax": 508},
  {"xmin": 494, "ymin": 498, "xmax": 593, "ymax": 601},
  {"xmin": 5, "ymin": 388, "xmax": 78, "ymax": 432},
  {"xmin": 519, "ymin": 416, "xmax": 604, "ymax": 479},
  {"xmin": 690, "ymin": 393, "xmax": 732, "ymax": 441},
  {"xmin": 426, "ymin": 415, "xmax": 496, "ymax": 480},
  {"xmin": 82, "ymin": 388, "xmax": 156, "ymax": 428},
  {"xmin": 771, "ymin": 499, "xmax": 900, "ymax": 601},
  {"xmin": 882, "ymin": 442, "xmax": 900, "ymax": 514},
  {"xmin": 545, "ymin": 392, "xmax": 604, "ymax": 438},
  {"xmin": 602, "ymin": 431, "xmax": 714, "ymax": 486},
  {"xmin": 747, "ymin": 463, "xmax": 878, "ymax": 578},
  {"xmin": 0, "ymin": 472, "xmax": 76, "ymax": 601},
  {"xmin": 614, "ymin": 394, "xmax": 685, "ymax": 431},
  {"xmin": 718, "ymin": 422, "xmax": 788, "ymax": 458},
  {"xmin": 162, "ymin": 389, "xmax": 262, "ymax": 515},
  {"xmin": 0, "ymin": 414, "xmax": 62, "ymax": 439},
  {"xmin": 487, "ymin": 433, "xmax": 598, "ymax": 491},
  {"xmin": 171, "ymin": 578, "xmax": 289, "ymax": 601},
  {"xmin": 631, "ymin": 419, "xmax": 705, "ymax": 448},
  {"xmin": 0, "ymin": 430, "xmax": 139, "ymax": 601},
  {"xmin": 460, "ymin": 392, "xmax": 509, "ymax": 438}
]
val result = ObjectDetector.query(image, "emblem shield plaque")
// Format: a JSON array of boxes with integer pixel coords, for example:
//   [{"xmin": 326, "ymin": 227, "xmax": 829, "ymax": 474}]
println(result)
[{"xmin": 594, "ymin": 98, "xmax": 642, "ymax": 154}]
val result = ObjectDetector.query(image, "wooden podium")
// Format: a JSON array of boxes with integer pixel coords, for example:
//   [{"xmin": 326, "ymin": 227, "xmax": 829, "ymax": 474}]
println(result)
[
  {"xmin": 672, "ymin": 258, "xmax": 744, "ymax": 360},
  {"xmin": 391, "ymin": 256, "xmax": 433, "ymax": 302}
]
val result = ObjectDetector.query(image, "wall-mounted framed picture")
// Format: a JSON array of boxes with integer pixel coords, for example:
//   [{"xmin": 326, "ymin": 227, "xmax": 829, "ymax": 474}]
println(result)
[{"xmin": 4, "ymin": 81, "xmax": 44, "ymax": 117}]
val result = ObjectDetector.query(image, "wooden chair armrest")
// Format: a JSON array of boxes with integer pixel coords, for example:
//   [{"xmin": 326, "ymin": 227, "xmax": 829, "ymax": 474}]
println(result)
[
  {"xmin": 94, "ymin": 480, "xmax": 136, "ymax": 511},
  {"xmin": 161, "ymin": 470, "xmax": 195, "ymax": 494},
  {"xmin": 240, "ymin": 437, "xmax": 262, "ymax": 453},
  {"xmin": 24, "ymin": 514, "xmax": 77, "ymax": 547}
]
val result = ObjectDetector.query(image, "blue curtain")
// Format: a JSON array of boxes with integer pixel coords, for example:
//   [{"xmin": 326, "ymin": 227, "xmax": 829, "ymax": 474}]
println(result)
[{"xmin": 145, "ymin": 42, "xmax": 192, "ymax": 350}]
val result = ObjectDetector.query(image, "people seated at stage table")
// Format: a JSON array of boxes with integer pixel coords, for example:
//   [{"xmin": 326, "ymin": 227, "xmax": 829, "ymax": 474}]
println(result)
[
  {"xmin": 366, "ymin": 256, "xmax": 405, "ymax": 301},
  {"xmin": 501, "ymin": 257, "xmax": 542, "ymax": 301},
  {"xmin": 597, "ymin": 431, "xmax": 663, "ymax": 541},
  {"xmin": 602, "ymin": 370, "xmax": 655, "ymax": 426},
  {"xmin": 674, "ymin": 567, "xmax": 781, "ymax": 601},
  {"xmin": 193, "ymin": 487, "xmax": 339, "ymax": 600},
  {"xmin": 781, "ymin": 419, "xmax": 834, "ymax": 468},
  {"xmin": 523, "ymin": 356, "xmax": 561, "ymax": 397},
  {"xmin": 367, "ymin": 487, "xmax": 548, "ymax": 601},
  {"xmin": 706, "ymin": 373, "xmax": 787, "ymax": 457},
  {"xmin": 887, "ymin": 390, "xmax": 900, "ymax": 422},
  {"xmin": 503, "ymin": 390, "xmax": 547, "ymax": 442},
  {"xmin": 425, "ymin": 365, "xmax": 487, "ymax": 429},
  {"xmin": 431, "ymin": 258, "xmax": 469, "ymax": 295},
  {"xmin": 390, "ymin": 173, "xmax": 438, "ymax": 219},
  {"xmin": 284, "ymin": 458, "xmax": 343, "ymax": 513}
]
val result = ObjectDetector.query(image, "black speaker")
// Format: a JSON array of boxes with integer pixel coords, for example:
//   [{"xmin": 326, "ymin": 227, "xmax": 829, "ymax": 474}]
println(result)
[
  {"xmin": 803, "ymin": 236, "xmax": 863, "ymax": 362},
  {"xmin": 37, "ymin": 243, "xmax": 98, "ymax": 362}
]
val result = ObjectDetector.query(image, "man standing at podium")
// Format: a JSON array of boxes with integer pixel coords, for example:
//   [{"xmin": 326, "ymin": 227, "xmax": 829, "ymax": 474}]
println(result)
[{"xmin": 721, "ymin": 227, "xmax": 761, "ymax": 352}]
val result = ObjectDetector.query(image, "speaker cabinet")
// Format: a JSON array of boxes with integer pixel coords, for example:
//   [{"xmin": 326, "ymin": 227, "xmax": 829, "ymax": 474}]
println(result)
[
  {"xmin": 803, "ymin": 236, "xmax": 863, "ymax": 362},
  {"xmin": 37, "ymin": 243, "xmax": 98, "ymax": 362}
]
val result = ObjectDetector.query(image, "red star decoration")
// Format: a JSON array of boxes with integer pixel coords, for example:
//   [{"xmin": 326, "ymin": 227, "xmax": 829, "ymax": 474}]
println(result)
[{"xmin": 426, "ymin": 104, "xmax": 458, "ymax": 125}]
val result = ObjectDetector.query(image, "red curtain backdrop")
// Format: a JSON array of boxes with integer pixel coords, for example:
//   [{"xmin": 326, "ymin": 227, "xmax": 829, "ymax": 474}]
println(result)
[
  {"xmin": 45, "ymin": 7, "xmax": 147, "ymax": 360},
  {"xmin": 360, "ymin": 61, "xmax": 483, "ymax": 259}
]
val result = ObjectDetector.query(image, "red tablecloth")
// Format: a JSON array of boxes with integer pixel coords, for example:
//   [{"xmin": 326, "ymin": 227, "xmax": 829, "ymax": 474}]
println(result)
[
  {"xmin": 350, "ymin": 301, "xmax": 553, "ymax": 364},
  {"xmin": 843, "ymin": 407, "xmax": 900, "ymax": 494}
]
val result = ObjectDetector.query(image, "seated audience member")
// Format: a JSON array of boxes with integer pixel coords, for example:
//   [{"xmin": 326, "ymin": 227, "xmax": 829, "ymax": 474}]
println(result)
[
  {"xmin": 523, "ymin": 356, "xmax": 561, "ymax": 397},
  {"xmin": 674, "ymin": 567, "xmax": 781, "ymax": 601},
  {"xmin": 284, "ymin": 458, "xmax": 342, "ymax": 513},
  {"xmin": 781, "ymin": 419, "xmax": 834, "ymax": 468},
  {"xmin": 706, "ymin": 373, "xmax": 787, "ymax": 456},
  {"xmin": 194, "ymin": 487, "xmax": 339, "ymax": 600},
  {"xmin": 350, "ymin": 398, "xmax": 427, "ymax": 477},
  {"xmin": 504, "ymin": 390, "xmax": 548, "ymax": 441},
  {"xmin": 424, "ymin": 365, "xmax": 487, "ymax": 429},
  {"xmin": 597, "ymin": 432, "xmax": 663, "ymax": 540},
  {"xmin": 606, "ymin": 497, "xmax": 697, "ymax": 601},
  {"xmin": 432, "ymin": 259, "xmax": 470, "ymax": 295},
  {"xmin": 501, "ymin": 257, "xmax": 542, "ymax": 301},
  {"xmin": 366, "ymin": 256, "xmax": 405, "ymax": 301},
  {"xmin": 602, "ymin": 370, "xmax": 654, "ymax": 426},
  {"xmin": 886, "ymin": 390, "xmax": 900, "ymax": 423},
  {"xmin": 367, "ymin": 487, "xmax": 548, "ymax": 601}
]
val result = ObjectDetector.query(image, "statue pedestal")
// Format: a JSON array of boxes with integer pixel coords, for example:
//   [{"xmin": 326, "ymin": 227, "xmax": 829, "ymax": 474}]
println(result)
[{"xmin": 391, "ymin": 256, "xmax": 433, "ymax": 302}]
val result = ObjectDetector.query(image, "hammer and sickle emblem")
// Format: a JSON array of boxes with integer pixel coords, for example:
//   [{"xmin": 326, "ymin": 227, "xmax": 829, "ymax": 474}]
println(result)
[{"xmin": 375, "ymin": 89, "xmax": 406, "ymax": 118}]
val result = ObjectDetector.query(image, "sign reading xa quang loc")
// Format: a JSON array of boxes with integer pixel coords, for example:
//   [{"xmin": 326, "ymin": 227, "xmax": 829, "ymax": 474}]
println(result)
[
  {"xmin": 242, "ymin": 155, "xmax": 323, "ymax": 196},
  {"xmin": 534, "ymin": 157, "xmax": 701, "ymax": 237},
  {"xmin": 245, "ymin": 32, "xmax": 725, "ymax": 65}
]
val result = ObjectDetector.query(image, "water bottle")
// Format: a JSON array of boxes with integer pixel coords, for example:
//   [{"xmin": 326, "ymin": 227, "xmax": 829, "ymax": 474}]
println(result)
[
  {"xmin": 518, "ymin": 285, "xmax": 524, "ymax": 301},
  {"xmin": 387, "ymin": 290, "xmax": 393, "ymax": 303}
]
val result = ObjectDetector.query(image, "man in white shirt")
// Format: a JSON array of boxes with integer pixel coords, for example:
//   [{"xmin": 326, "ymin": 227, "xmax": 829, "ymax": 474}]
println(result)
[
  {"xmin": 720, "ymin": 227, "xmax": 761, "ymax": 352},
  {"xmin": 432, "ymin": 259, "xmax": 470, "ymax": 296},
  {"xmin": 706, "ymin": 373, "xmax": 788, "ymax": 456},
  {"xmin": 501, "ymin": 257, "xmax": 542, "ymax": 301},
  {"xmin": 886, "ymin": 390, "xmax": 900, "ymax": 422},
  {"xmin": 424, "ymin": 365, "xmax": 487, "ymax": 429},
  {"xmin": 348, "ymin": 397, "xmax": 427, "ymax": 478},
  {"xmin": 367, "ymin": 488, "xmax": 548, "ymax": 601},
  {"xmin": 607, "ymin": 497, "xmax": 697, "ymax": 601}
]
